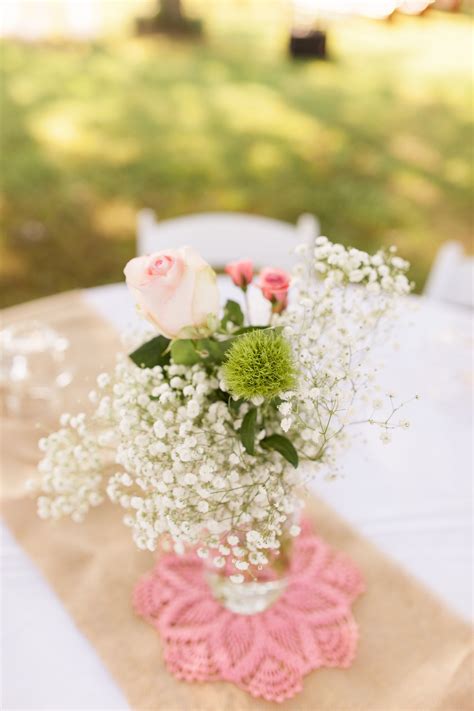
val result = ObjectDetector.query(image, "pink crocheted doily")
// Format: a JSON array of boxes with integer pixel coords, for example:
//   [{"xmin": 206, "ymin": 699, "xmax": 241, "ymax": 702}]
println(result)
[{"xmin": 133, "ymin": 520, "xmax": 365, "ymax": 703}]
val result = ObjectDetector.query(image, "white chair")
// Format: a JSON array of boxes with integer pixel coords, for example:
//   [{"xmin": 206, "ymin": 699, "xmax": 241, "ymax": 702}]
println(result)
[
  {"xmin": 424, "ymin": 241, "xmax": 473, "ymax": 309},
  {"xmin": 136, "ymin": 210, "xmax": 319, "ymax": 269}
]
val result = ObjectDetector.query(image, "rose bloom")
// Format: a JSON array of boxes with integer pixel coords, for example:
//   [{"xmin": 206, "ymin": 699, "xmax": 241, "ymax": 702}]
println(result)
[
  {"xmin": 225, "ymin": 259, "xmax": 254, "ymax": 289},
  {"xmin": 124, "ymin": 247, "xmax": 219, "ymax": 339},
  {"xmin": 259, "ymin": 267, "xmax": 290, "ymax": 312}
]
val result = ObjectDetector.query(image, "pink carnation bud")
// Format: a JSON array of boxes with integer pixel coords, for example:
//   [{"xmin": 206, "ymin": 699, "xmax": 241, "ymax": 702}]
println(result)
[
  {"xmin": 225, "ymin": 259, "xmax": 254, "ymax": 289},
  {"xmin": 259, "ymin": 267, "xmax": 290, "ymax": 313}
]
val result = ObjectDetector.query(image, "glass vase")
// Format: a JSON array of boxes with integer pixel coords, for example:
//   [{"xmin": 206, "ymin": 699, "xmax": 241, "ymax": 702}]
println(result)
[
  {"xmin": 206, "ymin": 570, "xmax": 289, "ymax": 615},
  {"xmin": 205, "ymin": 524, "xmax": 296, "ymax": 615}
]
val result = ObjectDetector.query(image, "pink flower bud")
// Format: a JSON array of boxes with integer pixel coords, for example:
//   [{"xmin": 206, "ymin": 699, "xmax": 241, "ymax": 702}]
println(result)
[
  {"xmin": 259, "ymin": 267, "xmax": 290, "ymax": 313},
  {"xmin": 225, "ymin": 260, "xmax": 254, "ymax": 289}
]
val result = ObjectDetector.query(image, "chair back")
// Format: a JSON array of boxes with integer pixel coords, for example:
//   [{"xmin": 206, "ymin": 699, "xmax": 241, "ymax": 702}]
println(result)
[
  {"xmin": 137, "ymin": 210, "xmax": 319, "ymax": 269},
  {"xmin": 424, "ymin": 241, "xmax": 473, "ymax": 309}
]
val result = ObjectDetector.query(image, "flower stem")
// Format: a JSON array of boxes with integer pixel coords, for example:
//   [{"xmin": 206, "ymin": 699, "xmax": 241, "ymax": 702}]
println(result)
[{"xmin": 244, "ymin": 288, "xmax": 252, "ymax": 326}]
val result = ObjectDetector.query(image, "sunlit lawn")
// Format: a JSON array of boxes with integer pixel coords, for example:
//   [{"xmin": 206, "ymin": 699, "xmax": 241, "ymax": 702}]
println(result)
[{"xmin": 1, "ymin": 7, "xmax": 472, "ymax": 306}]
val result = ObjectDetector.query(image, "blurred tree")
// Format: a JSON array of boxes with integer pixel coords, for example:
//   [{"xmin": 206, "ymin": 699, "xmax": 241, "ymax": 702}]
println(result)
[
  {"xmin": 160, "ymin": 0, "xmax": 184, "ymax": 22},
  {"xmin": 136, "ymin": 0, "xmax": 202, "ymax": 35}
]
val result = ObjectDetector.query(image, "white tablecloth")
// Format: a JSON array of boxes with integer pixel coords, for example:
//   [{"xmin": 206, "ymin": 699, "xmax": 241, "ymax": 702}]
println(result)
[{"xmin": 2, "ymin": 282, "xmax": 473, "ymax": 710}]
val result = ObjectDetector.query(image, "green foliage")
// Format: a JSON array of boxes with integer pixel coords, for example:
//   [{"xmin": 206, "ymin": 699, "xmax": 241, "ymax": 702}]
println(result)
[
  {"xmin": 130, "ymin": 334, "xmax": 233, "ymax": 369},
  {"xmin": 170, "ymin": 339, "xmax": 202, "ymax": 365},
  {"xmin": 221, "ymin": 299, "xmax": 244, "ymax": 330},
  {"xmin": 171, "ymin": 337, "xmax": 231, "ymax": 365},
  {"xmin": 129, "ymin": 335, "xmax": 170, "ymax": 368},
  {"xmin": 240, "ymin": 407, "xmax": 257, "ymax": 455},
  {"xmin": 234, "ymin": 326, "xmax": 268, "ymax": 335},
  {"xmin": 229, "ymin": 396, "xmax": 244, "ymax": 414},
  {"xmin": 261, "ymin": 434, "xmax": 299, "ymax": 468},
  {"xmin": 223, "ymin": 329, "xmax": 296, "ymax": 400}
]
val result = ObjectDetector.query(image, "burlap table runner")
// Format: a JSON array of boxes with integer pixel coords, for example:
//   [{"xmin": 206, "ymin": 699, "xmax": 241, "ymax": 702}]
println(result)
[{"xmin": 1, "ymin": 291, "xmax": 472, "ymax": 711}]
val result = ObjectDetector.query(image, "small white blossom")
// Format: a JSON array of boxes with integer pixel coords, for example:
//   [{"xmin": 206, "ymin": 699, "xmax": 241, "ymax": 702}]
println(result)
[
  {"xmin": 235, "ymin": 560, "xmax": 249, "ymax": 571},
  {"xmin": 97, "ymin": 373, "xmax": 110, "ymax": 389},
  {"xmin": 187, "ymin": 400, "xmax": 200, "ymax": 418},
  {"xmin": 278, "ymin": 402, "xmax": 292, "ymax": 416}
]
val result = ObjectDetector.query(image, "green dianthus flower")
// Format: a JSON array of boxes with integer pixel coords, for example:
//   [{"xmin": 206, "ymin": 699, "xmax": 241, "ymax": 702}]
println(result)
[{"xmin": 223, "ymin": 329, "xmax": 297, "ymax": 400}]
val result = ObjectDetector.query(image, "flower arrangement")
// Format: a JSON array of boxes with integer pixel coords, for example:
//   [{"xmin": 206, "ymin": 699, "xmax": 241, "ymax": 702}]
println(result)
[{"xmin": 35, "ymin": 237, "xmax": 414, "ymax": 583}]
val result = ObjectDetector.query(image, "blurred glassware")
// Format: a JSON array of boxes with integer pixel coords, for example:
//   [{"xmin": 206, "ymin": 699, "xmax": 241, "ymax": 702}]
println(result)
[{"xmin": 0, "ymin": 321, "xmax": 73, "ymax": 416}]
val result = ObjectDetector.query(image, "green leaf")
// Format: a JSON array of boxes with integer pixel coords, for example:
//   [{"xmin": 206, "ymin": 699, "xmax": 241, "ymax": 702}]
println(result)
[
  {"xmin": 229, "ymin": 397, "xmax": 244, "ymax": 414},
  {"xmin": 170, "ymin": 338, "xmax": 232, "ymax": 366},
  {"xmin": 196, "ymin": 338, "xmax": 232, "ymax": 364},
  {"xmin": 129, "ymin": 335, "xmax": 170, "ymax": 369},
  {"xmin": 170, "ymin": 339, "xmax": 201, "ymax": 365},
  {"xmin": 240, "ymin": 407, "xmax": 257, "ymax": 455},
  {"xmin": 215, "ymin": 388, "xmax": 230, "ymax": 403},
  {"xmin": 234, "ymin": 325, "xmax": 268, "ymax": 335},
  {"xmin": 260, "ymin": 434, "xmax": 299, "ymax": 468},
  {"xmin": 221, "ymin": 299, "xmax": 244, "ymax": 329}
]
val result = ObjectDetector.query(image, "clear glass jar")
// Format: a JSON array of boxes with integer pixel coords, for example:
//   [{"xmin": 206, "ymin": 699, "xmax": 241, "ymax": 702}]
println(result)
[
  {"xmin": 206, "ymin": 570, "xmax": 289, "ymax": 615},
  {"xmin": 205, "ymin": 523, "xmax": 296, "ymax": 615},
  {"xmin": 0, "ymin": 320, "xmax": 72, "ymax": 416}
]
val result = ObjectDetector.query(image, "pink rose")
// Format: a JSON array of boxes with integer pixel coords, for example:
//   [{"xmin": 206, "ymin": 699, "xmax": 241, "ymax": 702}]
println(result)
[
  {"xmin": 225, "ymin": 259, "xmax": 254, "ymax": 289},
  {"xmin": 124, "ymin": 247, "xmax": 219, "ymax": 339},
  {"xmin": 259, "ymin": 267, "xmax": 290, "ymax": 313}
]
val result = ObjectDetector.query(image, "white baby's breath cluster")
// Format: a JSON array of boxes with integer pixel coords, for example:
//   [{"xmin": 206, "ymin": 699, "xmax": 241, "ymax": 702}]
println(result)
[
  {"xmin": 276, "ymin": 236, "xmax": 414, "ymax": 469},
  {"xmin": 312, "ymin": 237, "xmax": 411, "ymax": 295},
  {"xmin": 36, "ymin": 413, "xmax": 104, "ymax": 522},
  {"xmin": 36, "ymin": 356, "xmax": 302, "ymax": 577},
  {"xmin": 35, "ymin": 235, "xmax": 414, "ymax": 580}
]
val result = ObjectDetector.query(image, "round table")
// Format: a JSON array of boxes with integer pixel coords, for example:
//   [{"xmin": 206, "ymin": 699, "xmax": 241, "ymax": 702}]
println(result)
[{"xmin": 2, "ymin": 282, "xmax": 473, "ymax": 709}]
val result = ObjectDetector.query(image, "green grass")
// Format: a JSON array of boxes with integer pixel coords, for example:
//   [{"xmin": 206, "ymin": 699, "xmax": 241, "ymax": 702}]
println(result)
[{"xmin": 1, "ymin": 7, "xmax": 472, "ymax": 306}]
